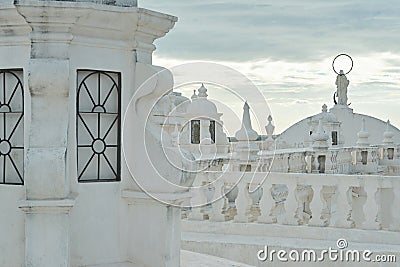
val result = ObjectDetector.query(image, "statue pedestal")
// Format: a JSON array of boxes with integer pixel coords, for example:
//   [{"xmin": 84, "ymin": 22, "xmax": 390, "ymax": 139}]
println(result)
[{"xmin": 330, "ymin": 104, "xmax": 353, "ymax": 118}]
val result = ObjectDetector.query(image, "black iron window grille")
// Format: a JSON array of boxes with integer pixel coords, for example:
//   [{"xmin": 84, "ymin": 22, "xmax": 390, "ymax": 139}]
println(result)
[
  {"xmin": 191, "ymin": 120, "xmax": 200, "ymax": 144},
  {"xmin": 0, "ymin": 70, "xmax": 24, "ymax": 185},
  {"xmin": 77, "ymin": 70, "xmax": 121, "ymax": 182},
  {"xmin": 209, "ymin": 120, "xmax": 215, "ymax": 143}
]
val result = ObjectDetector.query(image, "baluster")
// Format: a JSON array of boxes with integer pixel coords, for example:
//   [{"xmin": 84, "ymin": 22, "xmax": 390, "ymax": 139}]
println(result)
[
  {"xmin": 308, "ymin": 184, "xmax": 326, "ymax": 226},
  {"xmin": 258, "ymin": 180, "xmax": 275, "ymax": 223},
  {"xmin": 332, "ymin": 184, "xmax": 354, "ymax": 228},
  {"xmin": 282, "ymin": 180, "xmax": 301, "ymax": 225},
  {"xmin": 234, "ymin": 180, "xmax": 252, "ymax": 222},
  {"xmin": 305, "ymin": 154, "xmax": 312, "ymax": 173},
  {"xmin": 209, "ymin": 179, "xmax": 226, "ymax": 222},
  {"xmin": 188, "ymin": 181, "xmax": 208, "ymax": 221},
  {"xmin": 361, "ymin": 181, "xmax": 381, "ymax": 229},
  {"xmin": 301, "ymin": 153, "xmax": 307, "ymax": 172},
  {"xmin": 389, "ymin": 180, "xmax": 400, "ymax": 231}
]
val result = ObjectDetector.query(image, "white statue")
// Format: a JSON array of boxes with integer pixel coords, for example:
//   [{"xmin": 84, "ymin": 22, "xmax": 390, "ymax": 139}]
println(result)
[{"xmin": 335, "ymin": 70, "xmax": 349, "ymax": 105}]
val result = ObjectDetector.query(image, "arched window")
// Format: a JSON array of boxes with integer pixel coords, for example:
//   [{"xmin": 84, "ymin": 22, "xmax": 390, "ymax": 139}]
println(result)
[
  {"xmin": 0, "ymin": 70, "xmax": 24, "ymax": 185},
  {"xmin": 191, "ymin": 120, "xmax": 200, "ymax": 144},
  {"xmin": 77, "ymin": 70, "xmax": 121, "ymax": 182}
]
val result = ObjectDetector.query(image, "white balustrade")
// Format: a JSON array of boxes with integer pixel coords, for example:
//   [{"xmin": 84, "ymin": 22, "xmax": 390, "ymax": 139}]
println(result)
[{"xmin": 187, "ymin": 172, "xmax": 400, "ymax": 234}]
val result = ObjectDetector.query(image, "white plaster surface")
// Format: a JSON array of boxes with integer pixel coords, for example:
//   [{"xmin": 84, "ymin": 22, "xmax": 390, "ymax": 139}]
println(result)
[{"xmin": 182, "ymin": 221, "xmax": 400, "ymax": 267}]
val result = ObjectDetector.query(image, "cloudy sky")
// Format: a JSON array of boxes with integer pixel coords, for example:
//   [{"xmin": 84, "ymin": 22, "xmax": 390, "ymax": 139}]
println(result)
[{"xmin": 141, "ymin": 0, "xmax": 400, "ymax": 135}]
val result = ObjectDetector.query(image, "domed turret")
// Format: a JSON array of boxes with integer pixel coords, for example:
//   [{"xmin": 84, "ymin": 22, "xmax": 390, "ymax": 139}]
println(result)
[{"xmin": 187, "ymin": 83, "xmax": 218, "ymax": 115}]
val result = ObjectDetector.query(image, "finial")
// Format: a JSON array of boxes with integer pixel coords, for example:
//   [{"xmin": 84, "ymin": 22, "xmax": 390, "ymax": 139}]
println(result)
[
  {"xmin": 322, "ymin": 104, "xmax": 327, "ymax": 113},
  {"xmin": 243, "ymin": 101, "xmax": 249, "ymax": 109},
  {"xmin": 191, "ymin": 89, "xmax": 198, "ymax": 100},
  {"xmin": 265, "ymin": 115, "xmax": 275, "ymax": 139},
  {"xmin": 356, "ymin": 118, "xmax": 370, "ymax": 146},
  {"xmin": 198, "ymin": 83, "xmax": 208, "ymax": 98},
  {"xmin": 235, "ymin": 101, "xmax": 258, "ymax": 141},
  {"xmin": 383, "ymin": 119, "xmax": 394, "ymax": 145},
  {"xmin": 313, "ymin": 119, "xmax": 328, "ymax": 141}
]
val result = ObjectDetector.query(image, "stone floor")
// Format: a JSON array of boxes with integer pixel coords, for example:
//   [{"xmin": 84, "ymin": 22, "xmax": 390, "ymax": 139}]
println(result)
[
  {"xmin": 181, "ymin": 250, "xmax": 253, "ymax": 267},
  {"xmin": 85, "ymin": 250, "xmax": 252, "ymax": 267}
]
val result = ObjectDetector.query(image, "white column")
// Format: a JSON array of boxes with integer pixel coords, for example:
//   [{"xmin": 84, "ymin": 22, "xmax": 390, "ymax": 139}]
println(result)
[
  {"xmin": 15, "ymin": 6, "xmax": 77, "ymax": 266},
  {"xmin": 308, "ymin": 184, "xmax": 325, "ymax": 226}
]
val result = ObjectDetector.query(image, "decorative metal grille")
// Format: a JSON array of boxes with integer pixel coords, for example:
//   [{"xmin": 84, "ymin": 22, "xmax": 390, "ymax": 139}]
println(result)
[
  {"xmin": 191, "ymin": 120, "xmax": 200, "ymax": 144},
  {"xmin": 77, "ymin": 70, "xmax": 121, "ymax": 182},
  {"xmin": 209, "ymin": 120, "xmax": 215, "ymax": 143},
  {"xmin": 0, "ymin": 70, "xmax": 24, "ymax": 185}
]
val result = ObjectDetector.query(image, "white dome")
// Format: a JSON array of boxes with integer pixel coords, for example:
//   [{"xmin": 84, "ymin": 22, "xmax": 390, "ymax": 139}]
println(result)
[
  {"xmin": 186, "ymin": 84, "xmax": 218, "ymax": 116},
  {"xmin": 187, "ymin": 97, "xmax": 218, "ymax": 115}
]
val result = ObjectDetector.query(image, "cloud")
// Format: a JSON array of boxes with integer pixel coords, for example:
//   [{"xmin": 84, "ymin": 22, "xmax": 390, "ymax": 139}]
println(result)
[
  {"xmin": 152, "ymin": 53, "xmax": 400, "ymax": 133},
  {"xmin": 142, "ymin": 0, "xmax": 400, "ymax": 62},
  {"xmin": 141, "ymin": 1, "xmax": 400, "ymax": 133}
]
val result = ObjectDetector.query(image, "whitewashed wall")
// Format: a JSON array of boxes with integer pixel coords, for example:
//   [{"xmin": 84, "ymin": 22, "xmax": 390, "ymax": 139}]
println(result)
[{"xmin": 0, "ymin": 2, "xmax": 177, "ymax": 266}]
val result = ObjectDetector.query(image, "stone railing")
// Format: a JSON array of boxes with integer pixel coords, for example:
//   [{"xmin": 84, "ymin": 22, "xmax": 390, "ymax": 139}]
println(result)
[
  {"xmin": 253, "ymin": 145, "xmax": 400, "ymax": 175},
  {"xmin": 184, "ymin": 171, "xmax": 400, "ymax": 231}
]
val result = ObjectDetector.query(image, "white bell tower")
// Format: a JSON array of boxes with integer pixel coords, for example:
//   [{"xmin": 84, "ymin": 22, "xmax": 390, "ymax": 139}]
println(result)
[{"xmin": 0, "ymin": 0, "xmax": 184, "ymax": 266}]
